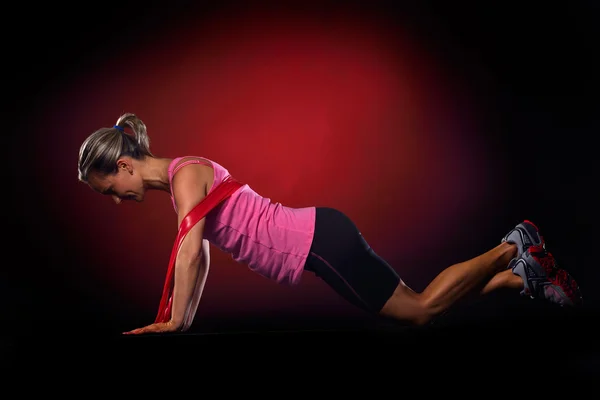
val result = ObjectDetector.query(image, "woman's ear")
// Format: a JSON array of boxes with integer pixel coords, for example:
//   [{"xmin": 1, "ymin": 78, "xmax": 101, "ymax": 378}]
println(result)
[{"xmin": 117, "ymin": 158, "xmax": 134, "ymax": 174}]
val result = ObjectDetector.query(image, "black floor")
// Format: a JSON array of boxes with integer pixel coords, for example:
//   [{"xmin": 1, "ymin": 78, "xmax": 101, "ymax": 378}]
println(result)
[{"xmin": 4, "ymin": 298, "xmax": 599, "ymax": 382}]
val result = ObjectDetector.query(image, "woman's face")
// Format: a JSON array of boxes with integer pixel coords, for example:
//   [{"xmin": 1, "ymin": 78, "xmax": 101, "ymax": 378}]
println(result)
[{"xmin": 87, "ymin": 161, "xmax": 146, "ymax": 204}]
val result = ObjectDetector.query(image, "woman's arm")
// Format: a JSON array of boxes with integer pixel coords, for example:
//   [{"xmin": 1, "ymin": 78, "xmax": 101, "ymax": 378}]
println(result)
[
  {"xmin": 169, "ymin": 163, "xmax": 212, "ymax": 329},
  {"xmin": 123, "ymin": 162, "xmax": 212, "ymax": 335},
  {"xmin": 181, "ymin": 238, "xmax": 211, "ymax": 331}
]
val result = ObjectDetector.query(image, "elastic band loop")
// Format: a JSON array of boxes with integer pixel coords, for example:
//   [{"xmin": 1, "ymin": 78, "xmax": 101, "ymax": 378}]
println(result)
[{"xmin": 114, "ymin": 125, "xmax": 124, "ymax": 132}]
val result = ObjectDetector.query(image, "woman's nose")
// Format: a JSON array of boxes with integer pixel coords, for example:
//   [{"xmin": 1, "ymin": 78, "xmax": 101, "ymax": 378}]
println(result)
[{"xmin": 112, "ymin": 195, "xmax": 122, "ymax": 204}]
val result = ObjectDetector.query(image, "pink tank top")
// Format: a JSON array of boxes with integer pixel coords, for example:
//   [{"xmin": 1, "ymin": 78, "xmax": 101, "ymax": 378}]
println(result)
[{"xmin": 168, "ymin": 156, "xmax": 316, "ymax": 285}]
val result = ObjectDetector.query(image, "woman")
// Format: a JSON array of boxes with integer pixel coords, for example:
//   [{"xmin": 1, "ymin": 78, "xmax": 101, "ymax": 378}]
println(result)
[{"xmin": 77, "ymin": 112, "xmax": 583, "ymax": 335}]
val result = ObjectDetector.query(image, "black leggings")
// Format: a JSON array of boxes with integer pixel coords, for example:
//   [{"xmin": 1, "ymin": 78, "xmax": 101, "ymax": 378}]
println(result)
[{"xmin": 304, "ymin": 207, "xmax": 401, "ymax": 313}]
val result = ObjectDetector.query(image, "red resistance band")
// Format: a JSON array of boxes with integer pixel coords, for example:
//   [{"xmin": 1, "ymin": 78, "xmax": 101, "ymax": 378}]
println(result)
[{"xmin": 154, "ymin": 175, "xmax": 244, "ymax": 323}]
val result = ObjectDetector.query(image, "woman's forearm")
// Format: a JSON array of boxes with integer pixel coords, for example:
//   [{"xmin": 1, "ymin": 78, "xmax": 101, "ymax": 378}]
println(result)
[
  {"xmin": 182, "ymin": 261, "xmax": 209, "ymax": 330},
  {"xmin": 181, "ymin": 239, "xmax": 211, "ymax": 330},
  {"xmin": 170, "ymin": 255, "xmax": 203, "ymax": 328}
]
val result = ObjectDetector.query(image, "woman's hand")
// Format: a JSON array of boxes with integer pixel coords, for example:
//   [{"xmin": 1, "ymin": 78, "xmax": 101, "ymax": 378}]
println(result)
[{"xmin": 123, "ymin": 320, "xmax": 182, "ymax": 335}]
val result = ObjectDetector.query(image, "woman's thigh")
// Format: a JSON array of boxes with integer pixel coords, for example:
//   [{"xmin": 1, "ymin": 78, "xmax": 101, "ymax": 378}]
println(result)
[{"xmin": 304, "ymin": 207, "xmax": 401, "ymax": 313}]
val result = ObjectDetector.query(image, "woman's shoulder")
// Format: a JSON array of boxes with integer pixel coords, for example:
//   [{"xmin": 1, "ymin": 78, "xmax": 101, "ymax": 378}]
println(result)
[
  {"xmin": 169, "ymin": 156, "xmax": 231, "ymax": 195},
  {"xmin": 170, "ymin": 156, "xmax": 216, "ymax": 181},
  {"xmin": 169, "ymin": 156, "xmax": 216, "ymax": 200},
  {"xmin": 171, "ymin": 156, "xmax": 214, "ymax": 171}
]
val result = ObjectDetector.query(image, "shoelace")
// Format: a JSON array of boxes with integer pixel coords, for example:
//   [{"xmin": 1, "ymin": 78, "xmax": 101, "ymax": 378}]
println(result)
[
  {"xmin": 540, "ymin": 250, "xmax": 579, "ymax": 301},
  {"xmin": 553, "ymin": 268, "xmax": 580, "ymax": 301},
  {"xmin": 530, "ymin": 246, "xmax": 574, "ymax": 297}
]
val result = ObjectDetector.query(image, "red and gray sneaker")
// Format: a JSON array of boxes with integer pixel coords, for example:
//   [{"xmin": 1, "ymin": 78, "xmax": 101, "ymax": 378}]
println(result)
[
  {"xmin": 501, "ymin": 220, "xmax": 544, "ymax": 270},
  {"xmin": 511, "ymin": 244, "xmax": 583, "ymax": 307}
]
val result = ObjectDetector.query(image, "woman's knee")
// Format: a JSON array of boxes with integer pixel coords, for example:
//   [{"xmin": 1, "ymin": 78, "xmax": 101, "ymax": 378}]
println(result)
[{"xmin": 379, "ymin": 283, "xmax": 437, "ymax": 326}]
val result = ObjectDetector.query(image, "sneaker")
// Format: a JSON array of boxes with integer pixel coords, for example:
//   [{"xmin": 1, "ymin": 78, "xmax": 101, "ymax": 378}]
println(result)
[
  {"xmin": 502, "ymin": 220, "xmax": 544, "ymax": 269},
  {"xmin": 511, "ymin": 244, "xmax": 583, "ymax": 306}
]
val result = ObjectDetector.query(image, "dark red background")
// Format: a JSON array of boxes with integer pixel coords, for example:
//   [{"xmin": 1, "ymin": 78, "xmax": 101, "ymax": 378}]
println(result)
[{"xmin": 6, "ymin": 2, "xmax": 598, "ymax": 337}]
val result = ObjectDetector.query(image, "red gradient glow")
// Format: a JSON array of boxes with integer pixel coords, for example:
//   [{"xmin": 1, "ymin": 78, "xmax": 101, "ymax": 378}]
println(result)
[{"xmin": 33, "ymin": 10, "xmax": 498, "ymax": 318}]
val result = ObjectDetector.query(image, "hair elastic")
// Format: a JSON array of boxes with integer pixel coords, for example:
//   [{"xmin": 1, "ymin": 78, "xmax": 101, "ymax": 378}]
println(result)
[{"xmin": 114, "ymin": 125, "xmax": 124, "ymax": 132}]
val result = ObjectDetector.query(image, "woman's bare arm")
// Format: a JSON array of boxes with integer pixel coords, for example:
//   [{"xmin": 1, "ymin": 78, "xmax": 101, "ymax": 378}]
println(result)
[
  {"xmin": 181, "ymin": 238, "xmax": 211, "ymax": 331},
  {"xmin": 169, "ymin": 163, "xmax": 212, "ymax": 329}
]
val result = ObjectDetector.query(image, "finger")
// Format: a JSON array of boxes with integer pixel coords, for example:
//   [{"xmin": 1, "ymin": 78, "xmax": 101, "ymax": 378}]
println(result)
[
  {"xmin": 134, "ymin": 325, "xmax": 158, "ymax": 334},
  {"xmin": 123, "ymin": 327, "xmax": 145, "ymax": 335},
  {"xmin": 123, "ymin": 323, "xmax": 167, "ymax": 335}
]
